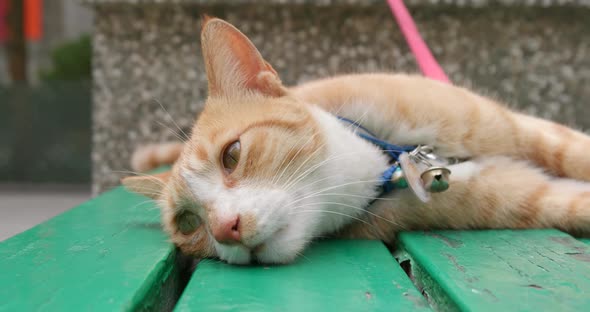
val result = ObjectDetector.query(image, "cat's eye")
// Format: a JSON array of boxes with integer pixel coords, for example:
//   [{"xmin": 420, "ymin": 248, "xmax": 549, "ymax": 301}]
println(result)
[
  {"xmin": 221, "ymin": 140, "xmax": 241, "ymax": 174},
  {"xmin": 175, "ymin": 210, "xmax": 200, "ymax": 235}
]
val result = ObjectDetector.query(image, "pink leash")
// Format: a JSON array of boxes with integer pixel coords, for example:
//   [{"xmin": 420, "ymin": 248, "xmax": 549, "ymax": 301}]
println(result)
[{"xmin": 386, "ymin": 0, "xmax": 450, "ymax": 84}]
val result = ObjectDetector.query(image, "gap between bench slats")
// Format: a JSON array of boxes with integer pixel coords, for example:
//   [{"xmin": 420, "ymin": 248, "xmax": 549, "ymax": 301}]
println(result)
[
  {"xmin": 6, "ymin": 182, "xmax": 589, "ymax": 311},
  {"xmin": 396, "ymin": 229, "xmax": 590, "ymax": 312},
  {"xmin": 175, "ymin": 240, "xmax": 429, "ymax": 311}
]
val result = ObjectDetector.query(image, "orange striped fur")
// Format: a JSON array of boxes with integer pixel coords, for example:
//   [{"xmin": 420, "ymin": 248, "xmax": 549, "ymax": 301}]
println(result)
[{"xmin": 123, "ymin": 17, "xmax": 590, "ymax": 264}]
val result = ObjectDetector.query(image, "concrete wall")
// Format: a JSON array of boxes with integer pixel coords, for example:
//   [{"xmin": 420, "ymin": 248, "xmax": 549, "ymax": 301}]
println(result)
[{"xmin": 86, "ymin": 1, "xmax": 590, "ymax": 193}]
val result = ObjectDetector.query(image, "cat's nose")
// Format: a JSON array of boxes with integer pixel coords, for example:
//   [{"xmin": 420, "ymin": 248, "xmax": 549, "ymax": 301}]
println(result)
[{"xmin": 211, "ymin": 215, "xmax": 241, "ymax": 244}]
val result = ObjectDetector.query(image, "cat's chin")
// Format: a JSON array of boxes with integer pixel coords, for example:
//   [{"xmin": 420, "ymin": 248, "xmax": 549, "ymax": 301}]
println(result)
[
  {"xmin": 214, "ymin": 246, "xmax": 301, "ymax": 265},
  {"xmin": 214, "ymin": 243, "xmax": 252, "ymax": 265},
  {"xmin": 214, "ymin": 228, "xmax": 310, "ymax": 264},
  {"xmin": 252, "ymin": 243, "xmax": 302, "ymax": 264},
  {"xmin": 251, "ymin": 229, "xmax": 310, "ymax": 264}
]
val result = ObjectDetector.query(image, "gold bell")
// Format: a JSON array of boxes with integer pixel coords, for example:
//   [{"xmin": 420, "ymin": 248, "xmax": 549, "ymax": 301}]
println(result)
[{"xmin": 420, "ymin": 167, "xmax": 451, "ymax": 193}]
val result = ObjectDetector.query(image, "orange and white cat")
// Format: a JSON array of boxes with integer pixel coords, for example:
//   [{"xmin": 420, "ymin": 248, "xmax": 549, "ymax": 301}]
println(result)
[{"xmin": 123, "ymin": 17, "xmax": 590, "ymax": 264}]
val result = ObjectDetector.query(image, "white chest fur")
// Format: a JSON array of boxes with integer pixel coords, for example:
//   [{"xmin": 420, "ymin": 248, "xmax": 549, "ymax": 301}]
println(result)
[{"xmin": 301, "ymin": 105, "xmax": 391, "ymax": 235}]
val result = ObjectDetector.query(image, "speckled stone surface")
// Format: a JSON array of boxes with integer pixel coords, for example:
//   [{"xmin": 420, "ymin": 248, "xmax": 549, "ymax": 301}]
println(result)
[
  {"xmin": 91, "ymin": 3, "xmax": 590, "ymax": 194},
  {"xmin": 84, "ymin": 0, "xmax": 590, "ymax": 7}
]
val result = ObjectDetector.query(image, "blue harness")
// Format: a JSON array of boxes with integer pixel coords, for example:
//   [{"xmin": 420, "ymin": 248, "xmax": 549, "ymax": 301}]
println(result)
[{"xmin": 336, "ymin": 116, "xmax": 415, "ymax": 194}]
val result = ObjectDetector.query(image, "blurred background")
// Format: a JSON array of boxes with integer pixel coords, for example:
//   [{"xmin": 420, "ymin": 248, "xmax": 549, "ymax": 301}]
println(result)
[
  {"xmin": 1, "ymin": 0, "xmax": 93, "ymax": 240},
  {"xmin": 1, "ymin": 0, "xmax": 589, "ymax": 241}
]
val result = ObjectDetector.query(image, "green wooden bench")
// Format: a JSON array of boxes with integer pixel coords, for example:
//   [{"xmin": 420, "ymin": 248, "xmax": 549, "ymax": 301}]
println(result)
[{"xmin": 2, "ymin": 185, "xmax": 590, "ymax": 311}]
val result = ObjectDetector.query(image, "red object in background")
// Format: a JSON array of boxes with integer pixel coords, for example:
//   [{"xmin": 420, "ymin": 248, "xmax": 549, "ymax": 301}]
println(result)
[
  {"xmin": 24, "ymin": 0, "xmax": 42, "ymax": 41},
  {"xmin": 0, "ymin": 0, "xmax": 8, "ymax": 43}
]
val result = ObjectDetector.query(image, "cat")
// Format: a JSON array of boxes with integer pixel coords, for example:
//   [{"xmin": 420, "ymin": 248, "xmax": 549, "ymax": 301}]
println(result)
[{"xmin": 123, "ymin": 17, "xmax": 590, "ymax": 264}]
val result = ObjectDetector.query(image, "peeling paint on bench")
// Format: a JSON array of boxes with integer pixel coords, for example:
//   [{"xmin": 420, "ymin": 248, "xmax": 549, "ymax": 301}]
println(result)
[
  {"xmin": 2, "ymin": 182, "xmax": 590, "ymax": 311},
  {"xmin": 396, "ymin": 230, "xmax": 590, "ymax": 311},
  {"xmin": 175, "ymin": 240, "xmax": 429, "ymax": 311}
]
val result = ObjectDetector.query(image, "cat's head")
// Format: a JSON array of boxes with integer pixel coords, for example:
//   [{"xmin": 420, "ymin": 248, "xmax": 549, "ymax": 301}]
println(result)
[{"xmin": 123, "ymin": 17, "xmax": 329, "ymax": 264}]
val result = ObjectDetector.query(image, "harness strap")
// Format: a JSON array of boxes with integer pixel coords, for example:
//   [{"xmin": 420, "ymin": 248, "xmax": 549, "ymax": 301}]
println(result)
[
  {"xmin": 336, "ymin": 116, "xmax": 415, "ymax": 160},
  {"xmin": 336, "ymin": 116, "xmax": 415, "ymax": 195},
  {"xmin": 338, "ymin": 2, "xmax": 452, "ymax": 200}
]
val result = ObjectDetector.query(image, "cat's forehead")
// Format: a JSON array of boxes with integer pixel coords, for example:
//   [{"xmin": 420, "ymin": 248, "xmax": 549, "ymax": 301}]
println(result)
[
  {"xmin": 192, "ymin": 94, "xmax": 308, "ymax": 142},
  {"xmin": 176, "ymin": 93, "xmax": 323, "ymax": 185}
]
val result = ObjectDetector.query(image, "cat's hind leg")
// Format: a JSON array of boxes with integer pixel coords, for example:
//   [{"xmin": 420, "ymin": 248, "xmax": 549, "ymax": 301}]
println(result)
[
  {"xmin": 440, "ymin": 156, "xmax": 590, "ymax": 236},
  {"xmin": 511, "ymin": 113, "xmax": 590, "ymax": 182},
  {"xmin": 340, "ymin": 156, "xmax": 590, "ymax": 240}
]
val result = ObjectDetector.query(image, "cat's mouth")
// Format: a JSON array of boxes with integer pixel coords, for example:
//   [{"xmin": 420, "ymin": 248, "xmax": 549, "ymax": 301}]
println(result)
[
  {"xmin": 248, "ymin": 243, "xmax": 266, "ymax": 262},
  {"xmin": 213, "ymin": 225, "xmax": 292, "ymax": 264},
  {"xmin": 248, "ymin": 226, "xmax": 290, "ymax": 263},
  {"xmin": 251, "ymin": 243, "xmax": 266, "ymax": 254},
  {"xmin": 245, "ymin": 226, "xmax": 286, "ymax": 253}
]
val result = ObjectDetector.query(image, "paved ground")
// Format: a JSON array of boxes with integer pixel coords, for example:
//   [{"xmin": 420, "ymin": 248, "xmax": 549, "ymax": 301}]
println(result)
[{"xmin": 0, "ymin": 184, "xmax": 90, "ymax": 241}]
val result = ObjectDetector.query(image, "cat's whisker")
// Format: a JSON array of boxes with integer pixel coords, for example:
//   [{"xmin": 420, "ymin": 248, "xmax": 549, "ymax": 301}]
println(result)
[
  {"xmin": 284, "ymin": 147, "xmax": 410, "ymax": 194},
  {"xmin": 126, "ymin": 187, "xmax": 164, "ymax": 197},
  {"xmin": 281, "ymin": 109, "xmax": 371, "ymax": 190},
  {"xmin": 261, "ymin": 243, "xmax": 312, "ymax": 263},
  {"xmin": 287, "ymin": 179, "xmax": 383, "ymax": 206},
  {"xmin": 293, "ymin": 248, "xmax": 312, "ymax": 262},
  {"xmin": 288, "ymin": 201, "xmax": 403, "ymax": 227},
  {"xmin": 283, "ymin": 147, "xmax": 389, "ymax": 192},
  {"xmin": 288, "ymin": 209, "xmax": 374, "ymax": 227},
  {"xmin": 282, "ymin": 109, "xmax": 385, "ymax": 191},
  {"xmin": 129, "ymin": 199, "xmax": 160, "ymax": 211},
  {"xmin": 270, "ymin": 123, "xmax": 324, "ymax": 185},
  {"xmin": 297, "ymin": 192, "xmax": 400, "ymax": 202},
  {"xmin": 154, "ymin": 99, "xmax": 190, "ymax": 141},
  {"xmin": 277, "ymin": 105, "xmax": 367, "ymax": 188},
  {"xmin": 122, "ymin": 181, "xmax": 170, "ymax": 197},
  {"xmin": 110, "ymin": 169, "xmax": 153, "ymax": 176},
  {"xmin": 279, "ymin": 131, "xmax": 329, "ymax": 188},
  {"xmin": 200, "ymin": 258, "xmax": 223, "ymax": 265},
  {"xmin": 109, "ymin": 169, "xmax": 176, "ymax": 195},
  {"xmin": 288, "ymin": 164, "xmax": 383, "ymax": 196},
  {"xmin": 114, "ymin": 182, "xmax": 169, "ymax": 199},
  {"xmin": 156, "ymin": 120, "xmax": 187, "ymax": 142},
  {"xmin": 110, "ymin": 169, "xmax": 168, "ymax": 182},
  {"xmin": 272, "ymin": 125, "xmax": 324, "ymax": 185},
  {"xmin": 288, "ymin": 175, "xmax": 334, "ymax": 194},
  {"xmin": 282, "ymin": 150, "xmax": 363, "ymax": 191},
  {"xmin": 269, "ymin": 104, "xmax": 353, "ymax": 185}
]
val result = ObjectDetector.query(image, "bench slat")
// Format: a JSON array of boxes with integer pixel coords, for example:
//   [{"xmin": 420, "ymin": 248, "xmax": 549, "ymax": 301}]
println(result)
[
  {"xmin": 175, "ymin": 240, "xmax": 430, "ymax": 311},
  {"xmin": 397, "ymin": 229, "xmax": 590, "ymax": 311},
  {"xmin": 0, "ymin": 187, "xmax": 178, "ymax": 311}
]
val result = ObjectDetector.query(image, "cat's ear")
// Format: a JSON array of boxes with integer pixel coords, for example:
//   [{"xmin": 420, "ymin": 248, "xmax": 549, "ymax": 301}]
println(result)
[
  {"xmin": 200, "ymin": 16, "xmax": 287, "ymax": 98},
  {"xmin": 122, "ymin": 171, "xmax": 171, "ymax": 199}
]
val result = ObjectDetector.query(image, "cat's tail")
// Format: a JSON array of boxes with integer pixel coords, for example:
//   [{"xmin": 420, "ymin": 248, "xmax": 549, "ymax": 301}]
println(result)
[
  {"xmin": 349, "ymin": 156, "xmax": 590, "ymax": 240},
  {"xmin": 444, "ymin": 156, "xmax": 590, "ymax": 236},
  {"xmin": 538, "ymin": 179, "xmax": 590, "ymax": 236},
  {"xmin": 511, "ymin": 113, "xmax": 590, "ymax": 182},
  {"xmin": 130, "ymin": 142, "xmax": 184, "ymax": 172}
]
